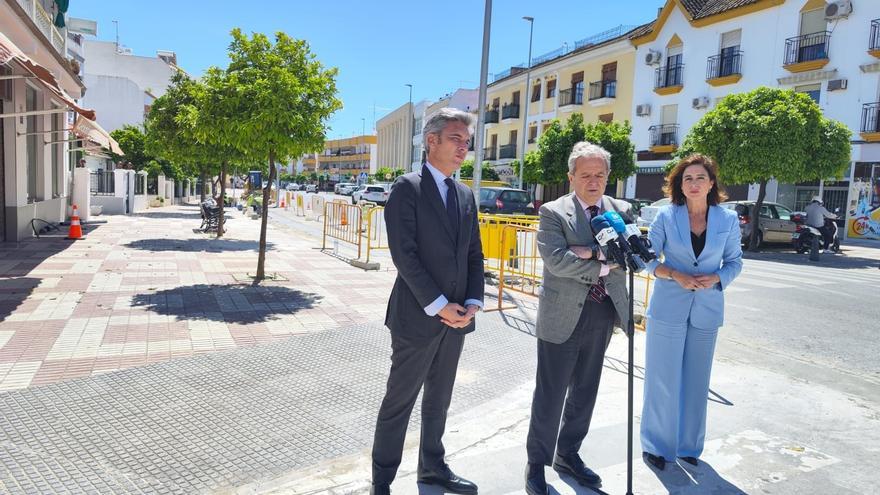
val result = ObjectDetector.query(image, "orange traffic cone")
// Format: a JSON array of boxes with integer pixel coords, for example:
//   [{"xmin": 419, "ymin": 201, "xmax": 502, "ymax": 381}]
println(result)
[
  {"xmin": 68, "ymin": 205, "xmax": 83, "ymax": 240},
  {"xmin": 340, "ymin": 204, "xmax": 348, "ymax": 226}
]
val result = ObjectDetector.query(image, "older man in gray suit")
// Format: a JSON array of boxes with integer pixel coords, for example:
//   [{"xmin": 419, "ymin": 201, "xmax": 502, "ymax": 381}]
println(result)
[{"xmin": 525, "ymin": 141, "xmax": 632, "ymax": 495}]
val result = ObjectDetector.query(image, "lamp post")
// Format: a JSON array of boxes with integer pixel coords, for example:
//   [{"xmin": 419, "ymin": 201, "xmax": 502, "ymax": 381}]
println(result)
[
  {"xmin": 518, "ymin": 16, "xmax": 534, "ymax": 190},
  {"xmin": 405, "ymin": 83, "xmax": 413, "ymax": 171}
]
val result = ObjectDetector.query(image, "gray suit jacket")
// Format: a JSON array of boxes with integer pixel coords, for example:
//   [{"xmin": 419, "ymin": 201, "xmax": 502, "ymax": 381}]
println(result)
[{"xmin": 535, "ymin": 193, "xmax": 633, "ymax": 344}]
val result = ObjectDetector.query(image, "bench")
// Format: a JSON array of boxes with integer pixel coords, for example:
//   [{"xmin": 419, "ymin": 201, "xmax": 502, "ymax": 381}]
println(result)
[{"xmin": 199, "ymin": 201, "xmax": 225, "ymax": 233}]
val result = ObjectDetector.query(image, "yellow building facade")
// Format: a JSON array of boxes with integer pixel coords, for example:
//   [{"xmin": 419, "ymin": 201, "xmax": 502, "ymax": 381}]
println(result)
[{"xmin": 482, "ymin": 26, "xmax": 643, "ymax": 185}]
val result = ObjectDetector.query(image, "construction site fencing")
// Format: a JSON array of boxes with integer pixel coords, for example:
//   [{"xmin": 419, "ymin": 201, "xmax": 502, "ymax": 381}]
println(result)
[{"xmin": 322, "ymin": 201, "xmax": 363, "ymax": 259}]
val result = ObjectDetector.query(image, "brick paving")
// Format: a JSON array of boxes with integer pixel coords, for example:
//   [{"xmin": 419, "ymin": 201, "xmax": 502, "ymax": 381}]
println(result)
[{"xmin": 0, "ymin": 204, "xmax": 396, "ymax": 391}]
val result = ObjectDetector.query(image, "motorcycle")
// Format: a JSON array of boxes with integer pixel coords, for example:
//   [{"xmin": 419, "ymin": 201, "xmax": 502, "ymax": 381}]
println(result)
[{"xmin": 791, "ymin": 209, "xmax": 840, "ymax": 254}]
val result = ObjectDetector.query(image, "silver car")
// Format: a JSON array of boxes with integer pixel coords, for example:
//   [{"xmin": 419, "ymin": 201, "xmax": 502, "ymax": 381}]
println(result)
[
  {"xmin": 720, "ymin": 201, "xmax": 797, "ymax": 247},
  {"xmin": 636, "ymin": 198, "xmax": 671, "ymax": 228}
]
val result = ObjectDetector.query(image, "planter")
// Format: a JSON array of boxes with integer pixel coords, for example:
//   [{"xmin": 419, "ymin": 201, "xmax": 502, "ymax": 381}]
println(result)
[{"xmin": 149, "ymin": 198, "xmax": 166, "ymax": 208}]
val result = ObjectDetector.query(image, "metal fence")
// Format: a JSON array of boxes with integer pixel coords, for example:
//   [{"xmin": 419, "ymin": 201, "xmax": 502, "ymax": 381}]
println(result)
[{"xmin": 90, "ymin": 170, "xmax": 114, "ymax": 196}]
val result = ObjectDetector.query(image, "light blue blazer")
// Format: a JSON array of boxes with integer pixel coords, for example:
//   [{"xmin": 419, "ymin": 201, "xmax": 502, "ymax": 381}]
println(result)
[{"xmin": 645, "ymin": 204, "xmax": 743, "ymax": 329}]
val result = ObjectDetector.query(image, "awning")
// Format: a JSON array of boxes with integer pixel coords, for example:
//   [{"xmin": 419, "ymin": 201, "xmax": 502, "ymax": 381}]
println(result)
[
  {"xmin": 0, "ymin": 31, "xmax": 95, "ymax": 120},
  {"xmin": 72, "ymin": 114, "xmax": 124, "ymax": 156}
]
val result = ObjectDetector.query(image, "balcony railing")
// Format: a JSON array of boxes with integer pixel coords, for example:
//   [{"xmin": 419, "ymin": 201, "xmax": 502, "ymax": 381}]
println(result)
[
  {"xmin": 483, "ymin": 146, "xmax": 497, "ymax": 161},
  {"xmin": 784, "ymin": 31, "xmax": 830, "ymax": 66},
  {"xmin": 501, "ymin": 103, "xmax": 520, "ymax": 120},
  {"xmin": 649, "ymin": 124, "xmax": 679, "ymax": 148},
  {"xmin": 861, "ymin": 102, "xmax": 880, "ymax": 133},
  {"xmin": 588, "ymin": 80, "xmax": 617, "ymax": 100},
  {"xmin": 706, "ymin": 51, "xmax": 743, "ymax": 80},
  {"xmin": 484, "ymin": 109, "xmax": 499, "ymax": 124},
  {"xmin": 15, "ymin": 0, "xmax": 66, "ymax": 55},
  {"xmin": 655, "ymin": 64, "xmax": 684, "ymax": 89},
  {"xmin": 559, "ymin": 85, "xmax": 584, "ymax": 106},
  {"xmin": 90, "ymin": 170, "xmax": 115, "ymax": 196},
  {"xmin": 499, "ymin": 144, "xmax": 517, "ymax": 159},
  {"xmin": 871, "ymin": 20, "xmax": 880, "ymax": 52}
]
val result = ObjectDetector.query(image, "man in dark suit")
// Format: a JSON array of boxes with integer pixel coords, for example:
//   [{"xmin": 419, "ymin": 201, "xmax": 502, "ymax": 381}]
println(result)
[
  {"xmin": 525, "ymin": 141, "xmax": 633, "ymax": 495},
  {"xmin": 371, "ymin": 108, "xmax": 484, "ymax": 495}
]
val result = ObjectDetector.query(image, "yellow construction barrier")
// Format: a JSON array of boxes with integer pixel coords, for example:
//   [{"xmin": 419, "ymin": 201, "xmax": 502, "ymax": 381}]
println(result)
[
  {"xmin": 485, "ymin": 224, "xmax": 541, "ymax": 312},
  {"xmin": 322, "ymin": 201, "xmax": 363, "ymax": 259},
  {"xmin": 364, "ymin": 206, "xmax": 388, "ymax": 263},
  {"xmin": 295, "ymin": 193, "xmax": 306, "ymax": 216},
  {"xmin": 478, "ymin": 213, "xmax": 539, "ymax": 274}
]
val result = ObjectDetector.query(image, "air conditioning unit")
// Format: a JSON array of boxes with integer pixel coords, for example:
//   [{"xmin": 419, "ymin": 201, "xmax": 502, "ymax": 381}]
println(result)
[
  {"xmin": 825, "ymin": 0, "xmax": 852, "ymax": 20},
  {"xmin": 827, "ymin": 79, "xmax": 848, "ymax": 91},
  {"xmin": 692, "ymin": 97, "xmax": 710, "ymax": 109},
  {"xmin": 636, "ymin": 104, "xmax": 652, "ymax": 116},
  {"xmin": 644, "ymin": 50, "xmax": 663, "ymax": 66}
]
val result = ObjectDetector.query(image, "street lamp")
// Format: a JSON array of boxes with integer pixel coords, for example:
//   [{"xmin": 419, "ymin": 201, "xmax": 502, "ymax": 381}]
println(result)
[
  {"xmin": 361, "ymin": 117, "xmax": 365, "ymax": 137},
  {"xmin": 405, "ymin": 83, "xmax": 413, "ymax": 171},
  {"xmin": 518, "ymin": 16, "xmax": 534, "ymax": 190}
]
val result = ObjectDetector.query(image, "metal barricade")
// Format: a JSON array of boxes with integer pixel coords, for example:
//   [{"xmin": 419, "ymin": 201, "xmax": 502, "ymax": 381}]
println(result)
[
  {"xmin": 486, "ymin": 224, "xmax": 542, "ymax": 312},
  {"xmin": 322, "ymin": 201, "xmax": 363, "ymax": 258},
  {"xmin": 478, "ymin": 213, "xmax": 540, "ymax": 276},
  {"xmin": 364, "ymin": 206, "xmax": 388, "ymax": 263},
  {"xmin": 295, "ymin": 193, "xmax": 306, "ymax": 216},
  {"xmin": 309, "ymin": 195, "xmax": 326, "ymax": 221}
]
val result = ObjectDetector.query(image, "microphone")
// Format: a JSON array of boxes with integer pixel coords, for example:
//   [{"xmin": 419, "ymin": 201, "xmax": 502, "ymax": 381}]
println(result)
[
  {"xmin": 605, "ymin": 210, "xmax": 657, "ymax": 262},
  {"xmin": 589, "ymin": 214, "xmax": 628, "ymax": 270},
  {"xmin": 603, "ymin": 211, "xmax": 647, "ymax": 273}
]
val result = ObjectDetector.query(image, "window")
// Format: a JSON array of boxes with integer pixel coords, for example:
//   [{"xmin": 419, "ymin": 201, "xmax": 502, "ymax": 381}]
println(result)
[
  {"xmin": 511, "ymin": 91, "xmax": 520, "ymax": 105},
  {"xmin": 528, "ymin": 126, "xmax": 538, "ymax": 143},
  {"xmin": 800, "ymin": 8, "xmax": 826, "ymax": 36},
  {"xmin": 492, "ymin": 97, "xmax": 500, "ymax": 109},
  {"xmin": 25, "ymin": 86, "xmax": 38, "ymax": 204},
  {"xmin": 509, "ymin": 129, "xmax": 517, "ymax": 144},
  {"xmin": 774, "ymin": 205, "xmax": 792, "ymax": 221},
  {"xmin": 759, "ymin": 205, "xmax": 776, "ymax": 218},
  {"xmin": 531, "ymin": 83, "xmax": 541, "ymax": 102},
  {"xmin": 795, "ymin": 83, "xmax": 821, "ymax": 103},
  {"xmin": 479, "ymin": 189, "xmax": 499, "ymax": 201},
  {"xmin": 500, "ymin": 190, "xmax": 530, "ymax": 203},
  {"xmin": 599, "ymin": 113, "xmax": 613, "ymax": 123},
  {"xmin": 602, "ymin": 62, "xmax": 617, "ymax": 81},
  {"xmin": 571, "ymin": 71, "xmax": 584, "ymax": 85},
  {"xmin": 546, "ymin": 79, "xmax": 556, "ymax": 98}
]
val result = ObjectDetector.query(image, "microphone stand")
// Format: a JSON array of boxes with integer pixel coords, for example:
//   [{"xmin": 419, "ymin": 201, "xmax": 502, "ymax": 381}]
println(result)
[{"xmin": 626, "ymin": 261, "xmax": 635, "ymax": 495}]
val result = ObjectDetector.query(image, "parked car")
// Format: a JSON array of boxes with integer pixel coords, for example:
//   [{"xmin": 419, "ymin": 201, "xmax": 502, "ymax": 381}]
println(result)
[
  {"xmin": 352, "ymin": 183, "xmax": 392, "ymax": 205},
  {"xmin": 478, "ymin": 187, "xmax": 535, "ymax": 215},
  {"xmin": 720, "ymin": 201, "xmax": 797, "ymax": 247},
  {"xmin": 334, "ymin": 182, "xmax": 356, "ymax": 195},
  {"xmin": 338, "ymin": 183, "xmax": 359, "ymax": 196},
  {"xmin": 621, "ymin": 198, "xmax": 653, "ymax": 218},
  {"xmin": 305, "ymin": 184, "xmax": 317, "ymax": 193},
  {"xmin": 285, "ymin": 183, "xmax": 300, "ymax": 191},
  {"xmin": 636, "ymin": 198, "xmax": 671, "ymax": 228}
]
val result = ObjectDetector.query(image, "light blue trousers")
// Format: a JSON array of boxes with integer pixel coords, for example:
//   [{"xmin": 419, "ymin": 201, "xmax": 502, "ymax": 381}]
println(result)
[{"xmin": 640, "ymin": 319, "xmax": 719, "ymax": 461}]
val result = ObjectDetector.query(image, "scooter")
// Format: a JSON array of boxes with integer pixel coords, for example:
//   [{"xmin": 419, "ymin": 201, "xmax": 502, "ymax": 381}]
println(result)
[{"xmin": 791, "ymin": 209, "xmax": 840, "ymax": 254}]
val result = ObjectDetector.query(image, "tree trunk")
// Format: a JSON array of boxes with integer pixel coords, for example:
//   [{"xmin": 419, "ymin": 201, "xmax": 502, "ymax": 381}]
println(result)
[
  {"xmin": 255, "ymin": 151, "xmax": 275, "ymax": 282},
  {"xmin": 217, "ymin": 161, "xmax": 227, "ymax": 238},
  {"xmin": 199, "ymin": 168, "xmax": 207, "ymax": 203},
  {"xmin": 748, "ymin": 179, "xmax": 767, "ymax": 251}
]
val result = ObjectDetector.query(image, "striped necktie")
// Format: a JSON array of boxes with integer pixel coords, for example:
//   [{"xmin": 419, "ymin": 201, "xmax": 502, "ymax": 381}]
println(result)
[{"xmin": 587, "ymin": 205, "xmax": 608, "ymax": 303}]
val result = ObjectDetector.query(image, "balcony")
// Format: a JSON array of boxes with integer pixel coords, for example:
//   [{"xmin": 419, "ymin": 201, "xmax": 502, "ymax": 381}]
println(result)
[
  {"xmin": 559, "ymin": 85, "xmax": 584, "ymax": 107},
  {"xmin": 649, "ymin": 124, "xmax": 679, "ymax": 153},
  {"xmin": 483, "ymin": 146, "xmax": 497, "ymax": 161},
  {"xmin": 860, "ymin": 102, "xmax": 880, "ymax": 142},
  {"xmin": 501, "ymin": 103, "xmax": 520, "ymax": 120},
  {"xmin": 484, "ymin": 109, "xmax": 499, "ymax": 124},
  {"xmin": 870, "ymin": 20, "xmax": 880, "ymax": 59},
  {"xmin": 588, "ymin": 80, "xmax": 617, "ymax": 103},
  {"xmin": 15, "ymin": 0, "xmax": 66, "ymax": 55},
  {"xmin": 499, "ymin": 143, "xmax": 517, "ymax": 160},
  {"xmin": 654, "ymin": 64, "xmax": 684, "ymax": 95},
  {"xmin": 783, "ymin": 31, "xmax": 830, "ymax": 73},
  {"xmin": 706, "ymin": 51, "xmax": 743, "ymax": 86}
]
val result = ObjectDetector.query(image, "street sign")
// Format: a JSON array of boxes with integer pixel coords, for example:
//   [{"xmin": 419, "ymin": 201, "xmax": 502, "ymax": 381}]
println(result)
[{"xmin": 249, "ymin": 170, "xmax": 262, "ymax": 189}]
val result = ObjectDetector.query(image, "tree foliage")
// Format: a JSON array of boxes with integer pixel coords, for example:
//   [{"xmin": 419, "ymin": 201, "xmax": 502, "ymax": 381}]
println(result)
[{"xmin": 110, "ymin": 125, "xmax": 151, "ymax": 171}]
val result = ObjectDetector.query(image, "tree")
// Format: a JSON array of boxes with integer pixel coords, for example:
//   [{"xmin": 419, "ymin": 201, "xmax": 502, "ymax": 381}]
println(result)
[
  {"xmin": 374, "ymin": 166, "xmax": 405, "ymax": 182},
  {"xmin": 460, "ymin": 159, "xmax": 499, "ymax": 181},
  {"xmin": 200, "ymin": 29, "xmax": 341, "ymax": 281},
  {"xmin": 520, "ymin": 113, "xmax": 636, "ymax": 200},
  {"xmin": 681, "ymin": 87, "xmax": 851, "ymax": 250},
  {"xmin": 110, "ymin": 125, "xmax": 152, "ymax": 170}
]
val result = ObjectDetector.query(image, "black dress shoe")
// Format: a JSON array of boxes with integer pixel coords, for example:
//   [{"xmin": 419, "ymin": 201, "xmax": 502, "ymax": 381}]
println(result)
[
  {"xmin": 642, "ymin": 451, "xmax": 666, "ymax": 471},
  {"xmin": 679, "ymin": 456, "xmax": 699, "ymax": 466},
  {"xmin": 525, "ymin": 463, "xmax": 549, "ymax": 495},
  {"xmin": 417, "ymin": 464, "xmax": 478, "ymax": 495},
  {"xmin": 369, "ymin": 483, "xmax": 390, "ymax": 495},
  {"xmin": 552, "ymin": 453, "xmax": 602, "ymax": 486}
]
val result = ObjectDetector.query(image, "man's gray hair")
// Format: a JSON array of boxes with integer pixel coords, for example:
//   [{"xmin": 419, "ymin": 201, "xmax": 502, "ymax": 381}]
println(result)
[
  {"xmin": 567, "ymin": 141, "xmax": 611, "ymax": 174},
  {"xmin": 423, "ymin": 108, "xmax": 475, "ymax": 153}
]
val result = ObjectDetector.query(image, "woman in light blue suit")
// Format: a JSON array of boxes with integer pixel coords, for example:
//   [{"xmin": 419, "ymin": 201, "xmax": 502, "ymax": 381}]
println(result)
[{"xmin": 640, "ymin": 154, "xmax": 743, "ymax": 470}]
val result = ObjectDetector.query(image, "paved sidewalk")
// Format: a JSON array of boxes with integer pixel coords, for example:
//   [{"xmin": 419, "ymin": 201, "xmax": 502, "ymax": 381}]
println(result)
[{"xmin": 0, "ymin": 204, "xmax": 396, "ymax": 391}]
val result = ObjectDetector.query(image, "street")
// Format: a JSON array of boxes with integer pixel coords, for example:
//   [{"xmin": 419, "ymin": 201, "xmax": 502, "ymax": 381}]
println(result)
[{"xmin": 0, "ymin": 206, "xmax": 877, "ymax": 494}]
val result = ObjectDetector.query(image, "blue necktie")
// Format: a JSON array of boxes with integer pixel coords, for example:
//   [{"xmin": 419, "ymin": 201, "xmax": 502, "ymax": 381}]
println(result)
[{"xmin": 444, "ymin": 178, "xmax": 459, "ymax": 235}]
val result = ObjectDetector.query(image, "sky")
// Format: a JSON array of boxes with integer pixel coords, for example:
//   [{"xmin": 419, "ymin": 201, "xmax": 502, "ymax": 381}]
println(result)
[{"xmin": 69, "ymin": 0, "xmax": 662, "ymax": 139}]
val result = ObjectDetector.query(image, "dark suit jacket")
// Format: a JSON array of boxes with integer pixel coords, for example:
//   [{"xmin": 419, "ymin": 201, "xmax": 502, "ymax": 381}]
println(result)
[{"xmin": 384, "ymin": 165, "xmax": 484, "ymax": 339}]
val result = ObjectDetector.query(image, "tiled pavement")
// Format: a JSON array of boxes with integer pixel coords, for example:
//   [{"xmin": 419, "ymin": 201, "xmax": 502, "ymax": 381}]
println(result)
[{"xmin": 0, "ymin": 204, "xmax": 397, "ymax": 391}]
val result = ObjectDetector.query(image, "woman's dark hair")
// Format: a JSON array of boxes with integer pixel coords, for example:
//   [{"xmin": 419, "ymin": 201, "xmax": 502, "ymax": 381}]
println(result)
[{"xmin": 663, "ymin": 154, "xmax": 728, "ymax": 206}]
